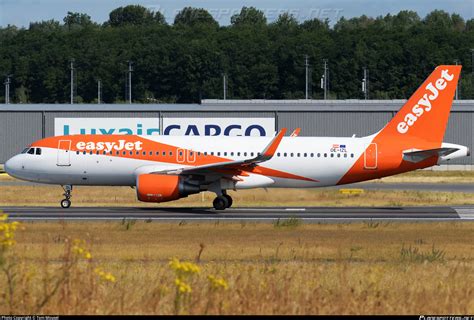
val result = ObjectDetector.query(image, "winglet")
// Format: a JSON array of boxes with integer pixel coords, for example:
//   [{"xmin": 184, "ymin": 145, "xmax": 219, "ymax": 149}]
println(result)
[
  {"xmin": 260, "ymin": 128, "xmax": 287, "ymax": 160},
  {"xmin": 290, "ymin": 128, "xmax": 301, "ymax": 137}
]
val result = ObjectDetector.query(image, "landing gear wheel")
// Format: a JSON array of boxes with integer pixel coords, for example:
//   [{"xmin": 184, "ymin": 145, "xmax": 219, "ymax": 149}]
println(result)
[
  {"xmin": 61, "ymin": 199, "xmax": 71, "ymax": 209},
  {"xmin": 61, "ymin": 185, "xmax": 73, "ymax": 209},
  {"xmin": 223, "ymin": 194, "xmax": 233, "ymax": 208},
  {"xmin": 213, "ymin": 196, "xmax": 229, "ymax": 210}
]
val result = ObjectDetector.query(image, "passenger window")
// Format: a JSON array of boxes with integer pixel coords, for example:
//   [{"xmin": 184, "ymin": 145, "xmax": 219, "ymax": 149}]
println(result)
[
  {"xmin": 169, "ymin": 152, "xmax": 173, "ymax": 156},
  {"xmin": 156, "ymin": 151, "xmax": 159, "ymax": 155},
  {"xmin": 130, "ymin": 151, "xmax": 133, "ymax": 155},
  {"xmin": 103, "ymin": 151, "xmax": 106, "ymax": 155},
  {"xmin": 224, "ymin": 152, "xmax": 227, "ymax": 156},
  {"xmin": 217, "ymin": 152, "xmax": 221, "ymax": 156},
  {"xmin": 351, "ymin": 153, "xmax": 354, "ymax": 158},
  {"xmin": 330, "ymin": 153, "xmax": 334, "ymax": 158},
  {"xmin": 324, "ymin": 153, "xmax": 327, "ymax": 158},
  {"xmin": 250, "ymin": 152, "xmax": 254, "ymax": 157},
  {"xmin": 76, "ymin": 151, "xmax": 80, "ymax": 155},
  {"xmin": 297, "ymin": 153, "xmax": 300, "ymax": 157},
  {"xmin": 211, "ymin": 152, "xmax": 214, "ymax": 156},
  {"xmin": 304, "ymin": 153, "xmax": 307, "ymax": 157},
  {"xmin": 337, "ymin": 153, "xmax": 341, "ymax": 158},
  {"xmin": 231, "ymin": 152, "xmax": 234, "ymax": 156},
  {"xmin": 122, "ymin": 151, "xmax": 126, "ymax": 155},
  {"xmin": 162, "ymin": 151, "xmax": 166, "ymax": 156},
  {"xmin": 237, "ymin": 152, "xmax": 240, "ymax": 156},
  {"xmin": 89, "ymin": 151, "xmax": 93, "ymax": 155},
  {"xmin": 311, "ymin": 153, "xmax": 314, "ymax": 157},
  {"xmin": 96, "ymin": 151, "xmax": 99, "ymax": 155},
  {"xmin": 143, "ymin": 151, "xmax": 146, "ymax": 156},
  {"xmin": 149, "ymin": 151, "xmax": 153, "ymax": 156},
  {"xmin": 344, "ymin": 153, "xmax": 347, "ymax": 158},
  {"xmin": 36, "ymin": 148, "xmax": 42, "ymax": 155},
  {"xmin": 290, "ymin": 153, "xmax": 294, "ymax": 157},
  {"xmin": 277, "ymin": 152, "xmax": 280, "ymax": 157},
  {"xmin": 244, "ymin": 152, "xmax": 247, "ymax": 157},
  {"xmin": 27, "ymin": 148, "xmax": 35, "ymax": 155}
]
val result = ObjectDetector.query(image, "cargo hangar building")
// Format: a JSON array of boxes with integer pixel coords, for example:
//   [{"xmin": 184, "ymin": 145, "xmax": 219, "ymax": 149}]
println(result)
[{"xmin": 0, "ymin": 99, "xmax": 473, "ymax": 169}]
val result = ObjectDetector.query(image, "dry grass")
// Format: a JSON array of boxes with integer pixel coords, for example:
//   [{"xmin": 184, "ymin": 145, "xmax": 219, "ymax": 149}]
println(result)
[
  {"xmin": 1, "ymin": 221, "xmax": 474, "ymax": 314},
  {"xmin": 372, "ymin": 170, "xmax": 474, "ymax": 184},
  {"xmin": 1, "ymin": 184, "xmax": 474, "ymax": 207}
]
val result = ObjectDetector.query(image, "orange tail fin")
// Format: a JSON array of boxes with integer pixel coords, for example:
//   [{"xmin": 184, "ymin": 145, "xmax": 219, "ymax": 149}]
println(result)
[
  {"xmin": 376, "ymin": 65, "xmax": 461, "ymax": 146},
  {"xmin": 338, "ymin": 65, "xmax": 462, "ymax": 185}
]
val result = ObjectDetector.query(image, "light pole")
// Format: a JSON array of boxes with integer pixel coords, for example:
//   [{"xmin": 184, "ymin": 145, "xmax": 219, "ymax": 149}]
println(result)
[
  {"xmin": 127, "ymin": 61, "xmax": 133, "ymax": 104},
  {"xmin": 321, "ymin": 59, "xmax": 328, "ymax": 100},
  {"xmin": 97, "ymin": 79, "xmax": 101, "ymax": 104},
  {"xmin": 471, "ymin": 49, "xmax": 474, "ymax": 75},
  {"xmin": 223, "ymin": 73, "xmax": 227, "ymax": 100},
  {"xmin": 304, "ymin": 55, "xmax": 309, "ymax": 100},
  {"xmin": 4, "ymin": 75, "xmax": 11, "ymax": 104},
  {"xmin": 471, "ymin": 49, "xmax": 474, "ymax": 98},
  {"xmin": 362, "ymin": 67, "xmax": 369, "ymax": 100},
  {"xmin": 70, "ymin": 59, "xmax": 75, "ymax": 104},
  {"xmin": 454, "ymin": 59, "xmax": 459, "ymax": 100}
]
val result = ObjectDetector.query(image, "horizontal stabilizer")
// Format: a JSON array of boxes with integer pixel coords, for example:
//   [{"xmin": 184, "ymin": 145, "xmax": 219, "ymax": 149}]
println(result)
[{"xmin": 402, "ymin": 147, "xmax": 459, "ymax": 163}]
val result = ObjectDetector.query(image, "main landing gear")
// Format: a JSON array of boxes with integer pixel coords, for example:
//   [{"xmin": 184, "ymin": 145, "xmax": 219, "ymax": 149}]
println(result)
[
  {"xmin": 61, "ymin": 185, "xmax": 73, "ymax": 209},
  {"xmin": 213, "ymin": 192, "xmax": 233, "ymax": 210}
]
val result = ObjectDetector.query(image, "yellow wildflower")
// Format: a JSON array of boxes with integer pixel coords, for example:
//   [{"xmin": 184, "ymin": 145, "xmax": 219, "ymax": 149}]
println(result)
[{"xmin": 208, "ymin": 275, "xmax": 229, "ymax": 290}]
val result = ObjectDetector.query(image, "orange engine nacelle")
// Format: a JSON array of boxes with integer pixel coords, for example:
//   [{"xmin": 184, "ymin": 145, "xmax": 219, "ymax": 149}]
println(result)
[{"xmin": 136, "ymin": 174, "xmax": 200, "ymax": 203}]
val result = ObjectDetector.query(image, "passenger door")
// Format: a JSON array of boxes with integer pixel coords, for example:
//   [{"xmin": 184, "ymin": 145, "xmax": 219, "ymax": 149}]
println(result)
[{"xmin": 57, "ymin": 140, "xmax": 71, "ymax": 166}]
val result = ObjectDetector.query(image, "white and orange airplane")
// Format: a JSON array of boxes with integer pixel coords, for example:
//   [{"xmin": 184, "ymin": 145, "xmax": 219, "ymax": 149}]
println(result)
[{"xmin": 4, "ymin": 65, "xmax": 469, "ymax": 210}]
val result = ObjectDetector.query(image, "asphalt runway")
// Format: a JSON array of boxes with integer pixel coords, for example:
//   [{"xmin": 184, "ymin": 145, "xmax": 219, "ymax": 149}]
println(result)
[
  {"xmin": 1, "ymin": 179, "xmax": 474, "ymax": 193},
  {"xmin": 1, "ymin": 205, "xmax": 474, "ymax": 221}
]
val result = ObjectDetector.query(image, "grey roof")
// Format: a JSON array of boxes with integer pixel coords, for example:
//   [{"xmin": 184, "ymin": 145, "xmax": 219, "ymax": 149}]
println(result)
[{"xmin": 0, "ymin": 100, "xmax": 473, "ymax": 112}]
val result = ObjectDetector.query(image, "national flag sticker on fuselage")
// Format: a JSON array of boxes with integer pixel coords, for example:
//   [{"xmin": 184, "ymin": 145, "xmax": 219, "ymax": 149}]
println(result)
[{"xmin": 331, "ymin": 144, "xmax": 347, "ymax": 152}]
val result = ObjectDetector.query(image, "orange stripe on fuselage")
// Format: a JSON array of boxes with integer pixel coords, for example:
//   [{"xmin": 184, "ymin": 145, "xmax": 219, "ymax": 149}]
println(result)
[{"xmin": 33, "ymin": 135, "xmax": 318, "ymax": 183}]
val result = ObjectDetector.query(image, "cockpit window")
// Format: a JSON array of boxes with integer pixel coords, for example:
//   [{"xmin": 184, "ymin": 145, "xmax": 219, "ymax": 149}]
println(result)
[
  {"xmin": 27, "ymin": 148, "xmax": 35, "ymax": 155},
  {"xmin": 21, "ymin": 148, "xmax": 29, "ymax": 154},
  {"xmin": 36, "ymin": 148, "xmax": 42, "ymax": 155}
]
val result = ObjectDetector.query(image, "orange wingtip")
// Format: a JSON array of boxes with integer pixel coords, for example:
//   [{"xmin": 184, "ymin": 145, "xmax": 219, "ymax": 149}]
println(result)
[{"xmin": 263, "ymin": 128, "xmax": 287, "ymax": 157}]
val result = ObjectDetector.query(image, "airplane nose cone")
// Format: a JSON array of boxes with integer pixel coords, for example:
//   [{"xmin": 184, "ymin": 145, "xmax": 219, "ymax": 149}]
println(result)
[
  {"xmin": 4, "ymin": 156, "xmax": 20, "ymax": 177},
  {"xmin": 4, "ymin": 158, "xmax": 12, "ymax": 174}
]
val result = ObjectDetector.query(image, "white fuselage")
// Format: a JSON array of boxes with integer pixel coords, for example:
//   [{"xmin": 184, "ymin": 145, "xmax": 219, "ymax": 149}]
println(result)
[{"xmin": 5, "ymin": 135, "xmax": 370, "ymax": 188}]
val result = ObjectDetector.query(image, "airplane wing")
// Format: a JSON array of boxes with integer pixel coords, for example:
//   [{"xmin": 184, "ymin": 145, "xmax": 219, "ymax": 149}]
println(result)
[
  {"xmin": 402, "ymin": 147, "xmax": 459, "ymax": 163},
  {"xmin": 150, "ymin": 128, "xmax": 287, "ymax": 176}
]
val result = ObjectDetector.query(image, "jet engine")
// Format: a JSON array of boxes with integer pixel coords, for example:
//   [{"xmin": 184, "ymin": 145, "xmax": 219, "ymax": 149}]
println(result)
[{"xmin": 136, "ymin": 174, "xmax": 200, "ymax": 203}]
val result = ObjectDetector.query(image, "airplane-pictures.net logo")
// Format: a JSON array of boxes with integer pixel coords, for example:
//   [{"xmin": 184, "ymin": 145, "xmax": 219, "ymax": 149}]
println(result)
[
  {"xmin": 76, "ymin": 140, "xmax": 144, "ymax": 153},
  {"xmin": 397, "ymin": 69, "xmax": 454, "ymax": 134}
]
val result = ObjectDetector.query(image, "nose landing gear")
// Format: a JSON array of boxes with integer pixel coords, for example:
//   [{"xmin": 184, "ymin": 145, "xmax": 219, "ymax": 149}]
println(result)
[{"xmin": 61, "ymin": 185, "xmax": 73, "ymax": 208}]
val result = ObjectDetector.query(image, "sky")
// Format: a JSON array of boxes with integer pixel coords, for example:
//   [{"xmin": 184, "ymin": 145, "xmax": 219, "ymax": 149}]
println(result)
[{"xmin": 0, "ymin": 0, "xmax": 472, "ymax": 27}]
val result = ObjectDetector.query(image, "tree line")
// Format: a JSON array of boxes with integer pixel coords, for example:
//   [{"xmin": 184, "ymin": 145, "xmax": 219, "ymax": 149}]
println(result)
[{"xmin": 0, "ymin": 5, "xmax": 473, "ymax": 103}]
